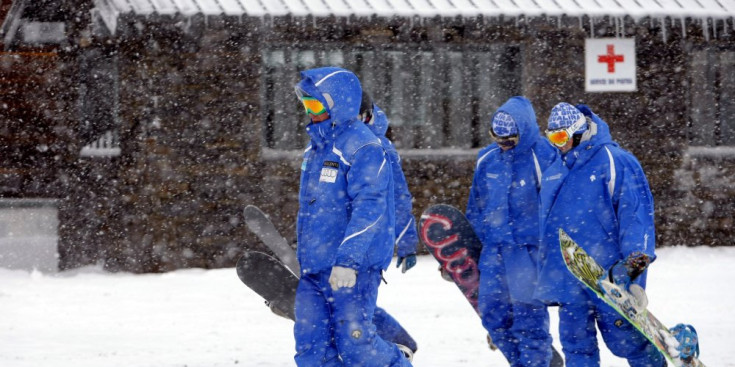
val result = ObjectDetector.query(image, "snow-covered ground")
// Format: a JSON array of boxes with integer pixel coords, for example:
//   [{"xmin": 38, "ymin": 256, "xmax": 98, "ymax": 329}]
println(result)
[{"xmin": 0, "ymin": 246, "xmax": 731, "ymax": 367}]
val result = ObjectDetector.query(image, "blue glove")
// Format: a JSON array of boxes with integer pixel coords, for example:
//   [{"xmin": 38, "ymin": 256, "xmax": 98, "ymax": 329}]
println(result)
[
  {"xmin": 609, "ymin": 251, "xmax": 651, "ymax": 288},
  {"xmin": 396, "ymin": 254, "xmax": 417, "ymax": 273}
]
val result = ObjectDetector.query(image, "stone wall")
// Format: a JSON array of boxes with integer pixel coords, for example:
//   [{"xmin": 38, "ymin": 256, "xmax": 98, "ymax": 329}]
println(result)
[
  {"xmin": 2, "ymin": 13, "xmax": 733, "ymax": 272},
  {"xmin": 62, "ymin": 17, "xmax": 270, "ymax": 272},
  {"xmin": 669, "ymin": 148, "xmax": 735, "ymax": 246}
]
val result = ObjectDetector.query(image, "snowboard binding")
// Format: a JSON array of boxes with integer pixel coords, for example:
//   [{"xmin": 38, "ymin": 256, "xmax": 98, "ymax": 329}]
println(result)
[
  {"xmin": 669, "ymin": 323, "xmax": 699, "ymax": 366},
  {"xmin": 598, "ymin": 279, "xmax": 649, "ymax": 320}
]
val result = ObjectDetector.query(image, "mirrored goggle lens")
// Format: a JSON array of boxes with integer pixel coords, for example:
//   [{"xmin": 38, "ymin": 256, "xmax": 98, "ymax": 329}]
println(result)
[
  {"xmin": 301, "ymin": 97, "xmax": 326, "ymax": 116},
  {"xmin": 546, "ymin": 129, "xmax": 571, "ymax": 147}
]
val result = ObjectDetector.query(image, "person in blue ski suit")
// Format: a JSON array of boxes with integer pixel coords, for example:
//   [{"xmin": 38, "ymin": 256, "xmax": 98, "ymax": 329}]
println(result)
[
  {"xmin": 293, "ymin": 66, "xmax": 411, "ymax": 367},
  {"xmin": 465, "ymin": 96, "xmax": 557, "ymax": 366},
  {"xmin": 359, "ymin": 92, "xmax": 420, "ymax": 273},
  {"xmin": 358, "ymin": 91, "xmax": 420, "ymax": 357},
  {"xmin": 536, "ymin": 102, "xmax": 665, "ymax": 367}
]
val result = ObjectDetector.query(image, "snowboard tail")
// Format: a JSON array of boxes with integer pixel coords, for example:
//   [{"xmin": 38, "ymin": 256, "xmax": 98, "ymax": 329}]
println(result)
[
  {"xmin": 419, "ymin": 204, "xmax": 483, "ymax": 310},
  {"xmin": 559, "ymin": 229, "xmax": 705, "ymax": 367},
  {"xmin": 236, "ymin": 250, "xmax": 298, "ymax": 321}
]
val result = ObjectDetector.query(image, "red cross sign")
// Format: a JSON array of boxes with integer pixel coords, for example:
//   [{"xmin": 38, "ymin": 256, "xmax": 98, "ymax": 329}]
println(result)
[
  {"xmin": 598, "ymin": 45, "xmax": 625, "ymax": 73},
  {"xmin": 585, "ymin": 38, "xmax": 636, "ymax": 92}
]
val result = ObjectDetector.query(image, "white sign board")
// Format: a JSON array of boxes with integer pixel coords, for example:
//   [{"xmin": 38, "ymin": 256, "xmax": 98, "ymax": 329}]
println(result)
[{"xmin": 585, "ymin": 38, "xmax": 637, "ymax": 92}]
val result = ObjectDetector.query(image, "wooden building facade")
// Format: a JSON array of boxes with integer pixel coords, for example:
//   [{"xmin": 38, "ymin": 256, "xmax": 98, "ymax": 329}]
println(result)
[{"xmin": 1, "ymin": 0, "xmax": 734, "ymax": 272}]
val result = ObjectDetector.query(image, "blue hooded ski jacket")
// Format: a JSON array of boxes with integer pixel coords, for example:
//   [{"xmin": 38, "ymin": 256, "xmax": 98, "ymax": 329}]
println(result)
[
  {"xmin": 534, "ymin": 104, "xmax": 656, "ymax": 305},
  {"xmin": 466, "ymin": 96, "xmax": 559, "ymax": 304},
  {"xmin": 365, "ymin": 105, "xmax": 419, "ymax": 258},
  {"xmin": 295, "ymin": 67, "xmax": 396, "ymax": 275}
]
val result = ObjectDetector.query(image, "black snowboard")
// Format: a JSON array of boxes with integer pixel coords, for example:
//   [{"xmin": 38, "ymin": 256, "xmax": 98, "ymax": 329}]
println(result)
[
  {"xmin": 419, "ymin": 204, "xmax": 564, "ymax": 366},
  {"xmin": 236, "ymin": 250, "xmax": 298, "ymax": 321}
]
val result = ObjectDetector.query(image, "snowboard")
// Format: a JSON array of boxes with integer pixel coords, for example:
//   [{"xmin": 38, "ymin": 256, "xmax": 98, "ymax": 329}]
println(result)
[
  {"xmin": 243, "ymin": 205, "xmax": 300, "ymax": 274},
  {"xmin": 236, "ymin": 250, "xmax": 298, "ymax": 321},
  {"xmin": 419, "ymin": 204, "xmax": 564, "ymax": 366},
  {"xmin": 559, "ymin": 228, "xmax": 705, "ymax": 367}
]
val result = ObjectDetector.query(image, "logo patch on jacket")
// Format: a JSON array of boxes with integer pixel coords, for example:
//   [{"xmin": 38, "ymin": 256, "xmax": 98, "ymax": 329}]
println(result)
[{"xmin": 320, "ymin": 161, "xmax": 339, "ymax": 183}]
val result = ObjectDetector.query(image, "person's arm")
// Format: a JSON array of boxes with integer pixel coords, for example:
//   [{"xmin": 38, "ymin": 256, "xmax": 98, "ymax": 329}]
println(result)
[
  {"xmin": 614, "ymin": 153, "xmax": 656, "ymax": 261},
  {"xmin": 334, "ymin": 142, "xmax": 391, "ymax": 270},
  {"xmin": 466, "ymin": 164, "xmax": 487, "ymax": 242},
  {"xmin": 390, "ymin": 148, "xmax": 419, "ymax": 272},
  {"xmin": 608, "ymin": 151, "xmax": 657, "ymax": 286}
]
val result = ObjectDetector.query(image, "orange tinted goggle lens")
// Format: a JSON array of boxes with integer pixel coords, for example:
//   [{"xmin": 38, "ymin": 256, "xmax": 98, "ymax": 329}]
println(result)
[
  {"xmin": 302, "ymin": 97, "xmax": 326, "ymax": 115},
  {"xmin": 546, "ymin": 129, "xmax": 570, "ymax": 146}
]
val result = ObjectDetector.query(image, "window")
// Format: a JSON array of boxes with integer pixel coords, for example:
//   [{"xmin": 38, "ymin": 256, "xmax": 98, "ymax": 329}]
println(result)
[
  {"xmin": 77, "ymin": 49, "xmax": 121, "ymax": 157},
  {"xmin": 688, "ymin": 49, "xmax": 735, "ymax": 146},
  {"xmin": 261, "ymin": 45, "xmax": 521, "ymax": 151}
]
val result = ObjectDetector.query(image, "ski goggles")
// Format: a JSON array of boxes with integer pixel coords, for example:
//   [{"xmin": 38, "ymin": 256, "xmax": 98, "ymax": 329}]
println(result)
[
  {"xmin": 295, "ymin": 88, "xmax": 327, "ymax": 116},
  {"xmin": 490, "ymin": 130, "xmax": 519, "ymax": 148},
  {"xmin": 545, "ymin": 115, "xmax": 587, "ymax": 147}
]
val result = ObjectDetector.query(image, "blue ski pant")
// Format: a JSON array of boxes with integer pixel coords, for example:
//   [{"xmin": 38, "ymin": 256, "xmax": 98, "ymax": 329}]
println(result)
[
  {"xmin": 480, "ymin": 300, "xmax": 553, "ymax": 367},
  {"xmin": 478, "ymin": 276, "xmax": 551, "ymax": 364},
  {"xmin": 293, "ymin": 270, "xmax": 411, "ymax": 367},
  {"xmin": 374, "ymin": 307, "xmax": 417, "ymax": 353},
  {"xmin": 558, "ymin": 296, "xmax": 665, "ymax": 367}
]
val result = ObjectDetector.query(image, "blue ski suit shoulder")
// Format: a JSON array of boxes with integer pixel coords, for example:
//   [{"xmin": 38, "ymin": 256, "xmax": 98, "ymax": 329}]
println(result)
[
  {"xmin": 366, "ymin": 105, "xmax": 419, "ymax": 258},
  {"xmin": 465, "ymin": 96, "xmax": 558, "ymax": 303},
  {"xmin": 535, "ymin": 104, "xmax": 656, "ymax": 305},
  {"xmin": 295, "ymin": 68, "xmax": 395, "ymax": 275}
]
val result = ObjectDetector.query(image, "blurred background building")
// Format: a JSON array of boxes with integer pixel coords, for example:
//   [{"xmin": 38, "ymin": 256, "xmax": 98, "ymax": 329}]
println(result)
[{"xmin": 0, "ymin": 0, "xmax": 733, "ymax": 272}]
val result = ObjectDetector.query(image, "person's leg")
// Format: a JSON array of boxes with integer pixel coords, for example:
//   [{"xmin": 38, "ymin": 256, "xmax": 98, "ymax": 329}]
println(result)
[
  {"xmin": 594, "ymin": 299, "xmax": 666, "ymax": 367},
  {"xmin": 558, "ymin": 301, "xmax": 601, "ymax": 367},
  {"xmin": 373, "ymin": 307, "xmax": 418, "ymax": 353},
  {"xmin": 331, "ymin": 270, "xmax": 411, "ymax": 367},
  {"xmin": 511, "ymin": 302, "xmax": 552, "ymax": 367},
  {"xmin": 293, "ymin": 273, "xmax": 342, "ymax": 367},
  {"xmin": 477, "ymin": 247, "xmax": 517, "ymax": 364}
]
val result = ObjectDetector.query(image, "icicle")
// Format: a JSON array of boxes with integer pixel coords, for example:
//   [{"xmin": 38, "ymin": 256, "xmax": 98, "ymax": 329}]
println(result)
[
  {"xmin": 713, "ymin": 18, "xmax": 717, "ymax": 39},
  {"xmin": 703, "ymin": 18, "xmax": 710, "ymax": 42},
  {"xmin": 662, "ymin": 17, "xmax": 668, "ymax": 43},
  {"xmin": 610, "ymin": 16, "xmax": 615, "ymax": 37},
  {"xmin": 590, "ymin": 17, "xmax": 594, "ymax": 38},
  {"xmin": 681, "ymin": 17, "xmax": 686, "ymax": 39}
]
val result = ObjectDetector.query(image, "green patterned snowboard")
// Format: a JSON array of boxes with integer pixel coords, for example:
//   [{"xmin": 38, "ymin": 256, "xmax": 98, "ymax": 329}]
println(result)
[{"xmin": 559, "ymin": 229, "xmax": 704, "ymax": 367}]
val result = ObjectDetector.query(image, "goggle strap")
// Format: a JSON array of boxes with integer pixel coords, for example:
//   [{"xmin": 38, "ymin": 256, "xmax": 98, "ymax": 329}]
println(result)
[{"xmin": 567, "ymin": 114, "xmax": 587, "ymax": 135}]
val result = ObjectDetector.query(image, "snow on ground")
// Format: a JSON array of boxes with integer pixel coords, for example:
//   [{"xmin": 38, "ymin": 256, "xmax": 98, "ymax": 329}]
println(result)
[{"xmin": 0, "ymin": 246, "xmax": 732, "ymax": 367}]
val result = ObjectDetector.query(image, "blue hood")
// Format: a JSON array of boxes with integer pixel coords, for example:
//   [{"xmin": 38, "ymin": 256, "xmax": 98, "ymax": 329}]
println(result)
[
  {"xmin": 576, "ymin": 104, "xmax": 615, "ymax": 148},
  {"xmin": 366, "ymin": 104, "xmax": 389, "ymax": 137},
  {"xmin": 562, "ymin": 104, "xmax": 619, "ymax": 167},
  {"xmin": 490, "ymin": 96, "xmax": 540, "ymax": 153},
  {"xmin": 295, "ymin": 67, "xmax": 362, "ymax": 129}
]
